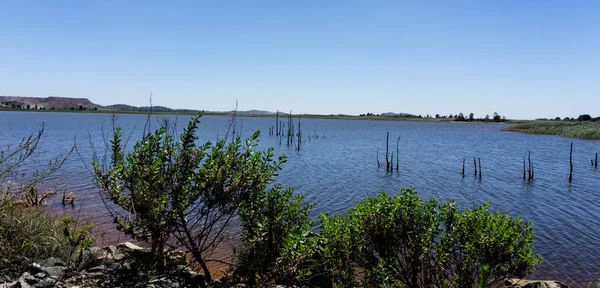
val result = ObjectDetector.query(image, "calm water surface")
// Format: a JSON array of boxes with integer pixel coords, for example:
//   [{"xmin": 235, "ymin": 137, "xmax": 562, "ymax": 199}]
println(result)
[{"xmin": 1, "ymin": 111, "xmax": 598, "ymax": 285}]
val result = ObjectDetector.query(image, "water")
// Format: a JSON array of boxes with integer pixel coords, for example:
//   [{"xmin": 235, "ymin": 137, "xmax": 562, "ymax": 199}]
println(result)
[{"xmin": 1, "ymin": 111, "xmax": 598, "ymax": 285}]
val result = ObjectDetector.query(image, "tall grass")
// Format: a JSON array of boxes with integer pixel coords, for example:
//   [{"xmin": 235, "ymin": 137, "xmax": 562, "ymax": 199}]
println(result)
[
  {"xmin": 504, "ymin": 121, "xmax": 600, "ymax": 140},
  {"xmin": 0, "ymin": 205, "xmax": 71, "ymax": 264}
]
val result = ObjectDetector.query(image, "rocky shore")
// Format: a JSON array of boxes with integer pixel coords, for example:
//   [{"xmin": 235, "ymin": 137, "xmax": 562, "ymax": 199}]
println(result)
[
  {"xmin": 0, "ymin": 242, "xmax": 205, "ymax": 288},
  {"xmin": 0, "ymin": 242, "xmax": 573, "ymax": 288}
]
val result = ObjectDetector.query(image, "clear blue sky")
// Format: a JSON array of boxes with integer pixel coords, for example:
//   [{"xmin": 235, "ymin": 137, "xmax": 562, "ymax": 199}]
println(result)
[{"xmin": 1, "ymin": 1, "xmax": 599, "ymax": 119}]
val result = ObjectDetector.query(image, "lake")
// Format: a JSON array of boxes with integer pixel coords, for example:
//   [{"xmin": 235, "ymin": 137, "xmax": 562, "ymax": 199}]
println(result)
[{"xmin": 1, "ymin": 111, "xmax": 598, "ymax": 285}]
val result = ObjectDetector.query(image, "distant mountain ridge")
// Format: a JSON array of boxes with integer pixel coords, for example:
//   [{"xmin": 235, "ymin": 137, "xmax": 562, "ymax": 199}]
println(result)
[
  {"xmin": 0, "ymin": 96, "xmax": 412, "ymax": 117},
  {"xmin": 102, "ymin": 104, "xmax": 276, "ymax": 115},
  {"xmin": 0, "ymin": 96, "xmax": 101, "ymax": 110},
  {"xmin": 381, "ymin": 112, "xmax": 417, "ymax": 117},
  {"xmin": 102, "ymin": 104, "xmax": 200, "ymax": 113}
]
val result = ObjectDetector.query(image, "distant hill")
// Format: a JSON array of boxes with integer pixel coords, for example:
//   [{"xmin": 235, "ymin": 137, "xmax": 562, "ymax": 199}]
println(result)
[
  {"xmin": 102, "ymin": 104, "xmax": 201, "ymax": 114},
  {"xmin": 236, "ymin": 110, "xmax": 276, "ymax": 115},
  {"xmin": 381, "ymin": 112, "xmax": 417, "ymax": 117},
  {"xmin": 0, "ymin": 96, "xmax": 101, "ymax": 111},
  {"xmin": 102, "ymin": 104, "xmax": 277, "ymax": 115}
]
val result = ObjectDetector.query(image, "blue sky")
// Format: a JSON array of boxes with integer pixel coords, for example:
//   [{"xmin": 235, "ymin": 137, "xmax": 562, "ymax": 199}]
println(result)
[{"xmin": 1, "ymin": 1, "xmax": 599, "ymax": 119}]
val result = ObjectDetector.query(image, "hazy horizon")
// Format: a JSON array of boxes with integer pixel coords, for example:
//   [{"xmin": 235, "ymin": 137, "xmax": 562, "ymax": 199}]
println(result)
[{"xmin": 1, "ymin": 1, "xmax": 599, "ymax": 120}]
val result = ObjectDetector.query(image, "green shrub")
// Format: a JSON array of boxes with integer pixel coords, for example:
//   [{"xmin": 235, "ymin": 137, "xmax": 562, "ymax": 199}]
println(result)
[
  {"xmin": 439, "ymin": 201, "xmax": 542, "ymax": 287},
  {"xmin": 236, "ymin": 184, "xmax": 314, "ymax": 286},
  {"xmin": 321, "ymin": 188, "xmax": 440, "ymax": 287},
  {"xmin": 62, "ymin": 215, "xmax": 95, "ymax": 269},
  {"xmin": 94, "ymin": 113, "xmax": 287, "ymax": 282},
  {"xmin": 320, "ymin": 188, "xmax": 542, "ymax": 288}
]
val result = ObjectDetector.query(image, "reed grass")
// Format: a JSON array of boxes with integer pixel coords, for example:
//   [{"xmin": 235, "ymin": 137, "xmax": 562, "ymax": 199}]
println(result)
[
  {"xmin": 505, "ymin": 121, "xmax": 600, "ymax": 140},
  {"xmin": 0, "ymin": 205, "xmax": 71, "ymax": 264}
]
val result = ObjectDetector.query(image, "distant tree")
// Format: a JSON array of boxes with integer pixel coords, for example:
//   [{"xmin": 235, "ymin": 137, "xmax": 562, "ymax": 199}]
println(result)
[
  {"xmin": 457, "ymin": 113, "xmax": 465, "ymax": 121},
  {"xmin": 435, "ymin": 114, "xmax": 440, "ymax": 119},
  {"xmin": 563, "ymin": 117, "xmax": 571, "ymax": 121},
  {"xmin": 502, "ymin": 116, "xmax": 506, "ymax": 121},
  {"xmin": 485, "ymin": 114, "xmax": 490, "ymax": 121},
  {"xmin": 493, "ymin": 112, "xmax": 501, "ymax": 122},
  {"xmin": 554, "ymin": 117, "xmax": 561, "ymax": 121},
  {"xmin": 70, "ymin": 107, "xmax": 75, "ymax": 110},
  {"xmin": 34, "ymin": 104, "xmax": 38, "ymax": 109},
  {"xmin": 94, "ymin": 107, "xmax": 98, "ymax": 111},
  {"xmin": 468, "ymin": 113, "xmax": 474, "ymax": 121},
  {"xmin": 418, "ymin": 115, "xmax": 423, "ymax": 118},
  {"xmin": 26, "ymin": 104, "xmax": 31, "ymax": 109},
  {"xmin": 577, "ymin": 114, "xmax": 592, "ymax": 121},
  {"xmin": 79, "ymin": 105, "xmax": 84, "ymax": 110},
  {"xmin": 449, "ymin": 114, "xmax": 453, "ymax": 118}
]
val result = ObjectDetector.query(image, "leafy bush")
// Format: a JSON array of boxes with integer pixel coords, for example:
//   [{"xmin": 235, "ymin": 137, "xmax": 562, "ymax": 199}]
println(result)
[
  {"xmin": 94, "ymin": 113, "xmax": 287, "ymax": 281},
  {"xmin": 320, "ymin": 188, "xmax": 440, "ymax": 287},
  {"xmin": 439, "ymin": 201, "xmax": 542, "ymax": 287},
  {"xmin": 236, "ymin": 184, "xmax": 314, "ymax": 286},
  {"xmin": 320, "ymin": 188, "xmax": 542, "ymax": 288},
  {"xmin": 62, "ymin": 215, "xmax": 95, "ymax": 269}
]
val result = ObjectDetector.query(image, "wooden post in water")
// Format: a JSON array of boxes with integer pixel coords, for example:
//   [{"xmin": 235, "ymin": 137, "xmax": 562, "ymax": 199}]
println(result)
[
  {"xmin": 385, "ymin": 132, "xmax": 390, "ymax": 172},
  {"xmin": 523, "ymin": 157, "xmax": 526, "ymax": 180},
  {"xmin": 569, "ymin": 142, "xmax": 573, "ymax": 183},
  {"xmin": 473, "ymin": 157, "xmax": 477, "ymax": 176},
  {"xmin": 390, "ymin": 151, "xmax": 394, "ymax": 172},
  {"xmin": 528, "ymin": 151, "xmax": 533, "ymax": 180},
  {"xmin": 595, "ymin": 153, "xmax": 598, "ymax": 169},
  {"xmin": 478, "ymin": 158, "xmax": 482, "ymax": 180},
  {"xmin": 377, "ymin": 149, "xmax": 381, "ymax": 168},
  {"xmin": 276, "ymin": 111, "xmax": 279, "ymax": 136},
  {"xmin": 297, "ymin": 117, "xmax": 301, "ymax": 151},
  {"xmin": 396, "ymin": 136, "xmax": 400, "ymax": 171},
  {"xmin": 279, "ymin": 123, "xmax": 283, "ymax": 146},
  {"xmin": 462, "ymin": 158, "xmax": 465, "ymax": 177}
]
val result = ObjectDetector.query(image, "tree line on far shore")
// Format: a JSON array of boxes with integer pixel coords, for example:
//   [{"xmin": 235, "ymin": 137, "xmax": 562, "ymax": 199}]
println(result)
[{"xmin": 538, "ymin": 114, "xmax": 600, "ymax": 122}]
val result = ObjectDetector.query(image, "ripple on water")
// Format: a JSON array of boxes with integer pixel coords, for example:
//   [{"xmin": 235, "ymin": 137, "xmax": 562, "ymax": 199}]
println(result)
[{"xmin": 1, "ymin": 113, "xmax": 598, "ymax": 286}]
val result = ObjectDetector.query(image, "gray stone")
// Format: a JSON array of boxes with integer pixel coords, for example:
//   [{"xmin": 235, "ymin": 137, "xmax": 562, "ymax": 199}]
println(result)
[
  {"xmin": 117, "ymin": 242, "xmax": 147, "ymax": 252},
  {"xmin": 0, "ymin": 281, "xmax": 19, "ymax": 288},
  {"xmin": 87, "ymin": 265, "xmax": 106, "ymax": 273},
  {"xmin": 33, "ymin": 272, "xmax": 46, "ymax": 279},
  {"xmin": 34, "ymin": 277, "xmax": 58, "ymax": 287},
  {"xmin": 40, "ymin": 257, "xmax": 65, "ymax": 267},
  {"xmin": 506, "ymin": 279, "xmax": 571, "ymax": 288},
  {"xmin": 19, "ymin": 272, "xmax": 37, "ymax": 288},
  {"xmin": 42, "ymin": 266, "xmax": 66, "ymax": 279},
  {"xmin": 106, "ymin": 263, "xmax": 121, "ymax": 271}
]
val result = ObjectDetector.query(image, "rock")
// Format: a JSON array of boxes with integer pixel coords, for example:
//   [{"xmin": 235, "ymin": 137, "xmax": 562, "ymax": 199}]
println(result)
[
  {"xmin": 506, "ymin": 279, "xmax": 571, "ymax": 288},
  {"xmin": 42, "ymin": 266, "xmax": 66, "ymax": 279},
  {"xmin": 18, "ymin": 272, "xmax": 38, "ymax": 288},
  {"xmin": 35, "ymin": 277, "xmax": 58, "ymax": 287},
  {"xmin": 87, "ymin": 265, "xmax": 106, "ymax": 273},
  {"xmin": 0, "ymin": 281, "xmax": 19, "ymax": 288},
  {"xmin": 106, "ymin": 263, "xmax": 121, "ymax": 271},
  {"xmin": 40, "ymin": 258, "xmax": 65, "ymax": 267},
  {"xmin": 117, "ymin": 242, "xmax": 148, "ymax": 252},
  {"xmin": 34, "ymin": 273, "xmax": 46, "ymax": 279}
]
